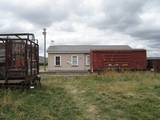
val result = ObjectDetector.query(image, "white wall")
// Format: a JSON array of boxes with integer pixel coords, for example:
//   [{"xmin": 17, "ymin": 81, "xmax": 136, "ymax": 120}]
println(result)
[{"xmin": 48, "ymin": 53, "xmax": 90, "ymax": 72}]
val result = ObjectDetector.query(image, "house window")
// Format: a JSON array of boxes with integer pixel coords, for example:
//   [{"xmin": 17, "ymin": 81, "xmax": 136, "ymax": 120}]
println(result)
[
  {"xmin": 71, "ymin": 56, "xmax": 78, "ymax": 66},
  {"xmin": 54, "ymin": 56, "xmax": 61, "ymax": 66},
  {"xmin": 86, "ymin": 55, "xmax": 90, "ymax": 65}
]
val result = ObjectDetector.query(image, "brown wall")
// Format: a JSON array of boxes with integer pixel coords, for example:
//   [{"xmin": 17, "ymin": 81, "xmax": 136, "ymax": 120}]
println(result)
[{"xmin": 90, "ymin": 49, "xmax": 147, "ymax": 72}]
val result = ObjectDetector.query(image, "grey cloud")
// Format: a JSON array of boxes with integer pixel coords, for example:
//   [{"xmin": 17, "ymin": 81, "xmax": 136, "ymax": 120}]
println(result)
[
  {"xmin": 52, "ymin": 22, "xmax": 75, "ymax": 32},
  {"xmin": 128, "ymin": 28, "xmax": 160, "ymax": 41},
  {"xmin": 0, "ymin": 0, "xmax": 77, "ymax": 27},
  {"xmin": 83, "ymin": 0, "xmax": 159, "ymax": 56},
  {"xmin": 0, "ymin": 0, "xmax": 159, "ymax": 57},
  {"xmin": 89, "ymin": 0, "xmax": 145, "ymax": 30},
  {"xmin": 17, "ymin": 3, "xmax": 73, "ymax": 27}
]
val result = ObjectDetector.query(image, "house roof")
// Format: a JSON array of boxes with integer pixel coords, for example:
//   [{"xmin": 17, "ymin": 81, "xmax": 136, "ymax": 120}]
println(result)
[
  {"xmin": 148, "ymin": 57, "xmax": 160, "ymax": 60},
  {"xmin": 47, "ymin": 45, "xmax": 132, "ymax": 54}
]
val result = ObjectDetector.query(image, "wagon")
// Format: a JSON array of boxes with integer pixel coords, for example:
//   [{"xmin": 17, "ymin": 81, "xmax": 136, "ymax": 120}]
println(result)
[
  {"xmin": 0, "ymin": 33, "xmax": 40, "ymax": 88},
  {"xmin": 90, "ymin": 49, "xmax": 147, "ymax": 72},
  {"xmin": 147, "ymin": 57, "xmax": 160, "ymax": 72}
]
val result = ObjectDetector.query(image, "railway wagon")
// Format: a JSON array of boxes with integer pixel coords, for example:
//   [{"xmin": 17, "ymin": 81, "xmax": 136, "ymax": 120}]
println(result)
[
  {"xmin": 0, "ymin": 33, "xmax": 40, "ymax": 88},
  {"xmin": 90, "ymin": 49, "xmax": 147, "ymax": 72},
  {"xmin": 147, "ymin": 57, "xmax": 160, "ymax": 72}
]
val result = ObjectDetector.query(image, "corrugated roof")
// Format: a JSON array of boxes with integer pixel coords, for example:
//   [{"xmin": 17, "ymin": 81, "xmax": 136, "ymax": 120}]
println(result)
[
  {"xmin": 47, "ymin": 45, "xmax": 132, "ymax": 53},
  {"xmin": 148, "ymin": 57, "xmax": 160, "ymax": 60}
]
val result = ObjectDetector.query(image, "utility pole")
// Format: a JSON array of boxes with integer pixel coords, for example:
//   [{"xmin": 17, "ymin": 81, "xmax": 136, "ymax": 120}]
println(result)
[{"xmin": 42, "ymin": 28, "xmax": 47, "ymax": 71}]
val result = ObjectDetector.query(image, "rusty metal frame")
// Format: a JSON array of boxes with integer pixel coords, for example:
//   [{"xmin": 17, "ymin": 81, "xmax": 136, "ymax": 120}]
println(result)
[{"xmin": 0, "ymin": 33, "xmax": 40, "ymax": 87}]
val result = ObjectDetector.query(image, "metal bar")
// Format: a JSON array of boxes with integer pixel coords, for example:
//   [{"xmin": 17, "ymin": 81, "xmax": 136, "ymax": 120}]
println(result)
[
  {"xmin": 5, "ymin": 39, "xmax": 8, "ymax": 83},
  {"xmin": 0, "ymin": 33, "xmax": 34, "ymax": 36},
  {"xmin": 0, "ymin": 38, "xmax": 28, "ymax": 41},
  {"xmin": 37, "ymin": 44, "xmax": 39, "ymax": 74},
  {"xmin": 25, "ymin": 37, "xmax": 28, "ymax": 80},
  {"xmin": 30, "ymin": 41, "xmax": 32, "ymax": 76},
  {"xmin": 5, "ymin": 37, "xmax": 9, "ymax": 83}
]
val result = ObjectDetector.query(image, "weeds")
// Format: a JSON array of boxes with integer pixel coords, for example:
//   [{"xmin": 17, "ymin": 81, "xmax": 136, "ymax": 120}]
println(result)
[{"xmin": 0, "ymin": 72, "xmax": 160, "ymax": 120}]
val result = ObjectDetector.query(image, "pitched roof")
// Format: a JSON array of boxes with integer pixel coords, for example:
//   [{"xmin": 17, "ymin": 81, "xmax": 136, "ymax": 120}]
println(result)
[
  {"xmin": 47, "ymin": 45, "xmax": 132, "ymax": 53},
  {"xmin": 147, "ymin": 57, "xmax": 160, "ymax": 60}
]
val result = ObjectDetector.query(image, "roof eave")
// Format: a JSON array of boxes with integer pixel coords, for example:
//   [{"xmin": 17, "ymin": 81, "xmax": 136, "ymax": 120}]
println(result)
[{"xmin": 47, "ymin": 51, "xmax": 89, "ymax": 54}]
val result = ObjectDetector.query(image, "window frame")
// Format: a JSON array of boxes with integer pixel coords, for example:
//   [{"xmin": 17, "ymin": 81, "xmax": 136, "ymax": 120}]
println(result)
[
  {"xmin": 54, "ymin": 55, "xmax": 61, "ymax": 66},
  {"xmin": 71, "ymin": 55, "xmax": 78, "ymax": 66},
  {"xmin": 86, "ymin": 55, "xmax": 90, "ymax": 66}
]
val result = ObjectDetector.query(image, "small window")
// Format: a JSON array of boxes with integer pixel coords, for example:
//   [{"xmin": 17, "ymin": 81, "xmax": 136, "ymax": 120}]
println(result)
[
  {"xmin": 71, "ymin": 56, "xmax": 78, "ymax": 66},
  {"xmin": 86, "ymin": 55, "xmax": 90, "ymax": 65},
  {"xmin": 54, "ymin": 56, "xmax": 61, "ymax": 66}
]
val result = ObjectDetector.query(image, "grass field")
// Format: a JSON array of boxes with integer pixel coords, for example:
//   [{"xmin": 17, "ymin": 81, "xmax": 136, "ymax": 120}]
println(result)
[{"xmin": 0, "ymin": 72, "xmax": 160, "ymax": 120}]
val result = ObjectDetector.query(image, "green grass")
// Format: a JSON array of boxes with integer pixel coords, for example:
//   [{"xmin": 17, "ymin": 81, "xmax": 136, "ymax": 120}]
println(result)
[{"xmin": 0, "ymin": 72, "xmax": 160, "ymax": 120}]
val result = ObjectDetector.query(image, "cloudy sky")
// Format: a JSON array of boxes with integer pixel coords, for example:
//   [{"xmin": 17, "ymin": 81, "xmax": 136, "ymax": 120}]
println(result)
[{"xmin": 0, "ymin": 0, "xmax": 160, "ymax": 57}]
